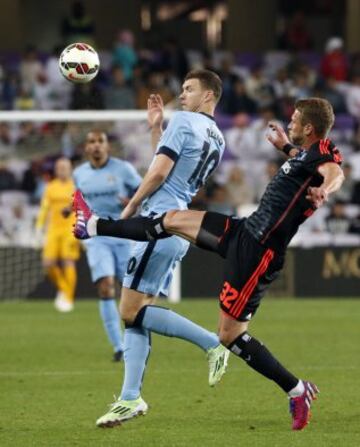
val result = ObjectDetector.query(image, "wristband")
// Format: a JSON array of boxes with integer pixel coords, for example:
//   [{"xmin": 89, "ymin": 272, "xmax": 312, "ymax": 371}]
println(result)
[{"xmin": 283, "ymin": 143, "xmax": 295, "ymax": 156}]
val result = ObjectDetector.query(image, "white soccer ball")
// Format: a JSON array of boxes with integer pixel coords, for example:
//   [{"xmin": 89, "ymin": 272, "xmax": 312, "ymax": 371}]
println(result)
[{"xmin": 59, "ymin": 43, "xmax": 100, "ymax": 83}]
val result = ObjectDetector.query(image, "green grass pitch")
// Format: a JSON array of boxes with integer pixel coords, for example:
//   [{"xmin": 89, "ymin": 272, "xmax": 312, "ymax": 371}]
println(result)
[{"xmin": 0, "ymin": 298, "xmax": 359, "ymax": 447}]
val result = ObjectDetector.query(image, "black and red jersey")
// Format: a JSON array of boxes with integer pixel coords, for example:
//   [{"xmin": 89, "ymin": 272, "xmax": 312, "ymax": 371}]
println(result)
[{"xmin": 245, "ymin": 138, "xmax": 343, "ymax": 251}]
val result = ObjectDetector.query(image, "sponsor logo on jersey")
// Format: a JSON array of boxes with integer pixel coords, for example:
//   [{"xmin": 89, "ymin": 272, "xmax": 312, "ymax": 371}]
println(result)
[{"xmin": 281, "ymin": 161, "xmax": 291, "ymax": 174}]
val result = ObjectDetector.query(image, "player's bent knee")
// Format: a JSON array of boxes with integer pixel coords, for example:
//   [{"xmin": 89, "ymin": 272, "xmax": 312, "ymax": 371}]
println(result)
[
  {"xmin": 219, "ymin": 321, "xmax": 249, "ymax": 347},
  {"xmin": 119, "ymin": 300, "xmax": 143, "ymax": 326},
  {"xmin": 219, "ymin": 331, "xmax": 235, "ymax": 347},
  {"xmin": 97, "ymin": 277, "xmax": 115, "ymax": 298}
]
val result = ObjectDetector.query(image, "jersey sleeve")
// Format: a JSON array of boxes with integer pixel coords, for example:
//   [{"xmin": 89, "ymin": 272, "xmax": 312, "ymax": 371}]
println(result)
[
  {"xmin": 123, "ymin": 162, "xmax": 142, "ymax": 196},
  {"xmin": 303, "ymin": 139, "xmax": 343, "ymax": 175},
  {"xmin": 156, "ymin": 112, "xmax": 190, "ymax": 161}
]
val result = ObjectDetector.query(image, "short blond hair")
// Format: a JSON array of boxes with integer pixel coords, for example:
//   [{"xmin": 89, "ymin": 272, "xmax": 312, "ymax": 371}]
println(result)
[{"xmin": 295, "ymin": 98, "xmax": 335, "ymax": 137}]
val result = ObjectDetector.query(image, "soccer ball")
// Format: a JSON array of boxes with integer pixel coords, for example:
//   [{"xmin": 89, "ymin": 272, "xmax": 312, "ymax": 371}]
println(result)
[{"xmin": 59, "ymin": 43, "xmax": 100, "ymax": 83}]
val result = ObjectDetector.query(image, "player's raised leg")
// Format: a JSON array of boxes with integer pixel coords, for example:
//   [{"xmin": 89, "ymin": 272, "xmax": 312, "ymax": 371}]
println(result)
[{"xmin": 73, "ymin": 190, "xmax": 220, "ymax": 251}]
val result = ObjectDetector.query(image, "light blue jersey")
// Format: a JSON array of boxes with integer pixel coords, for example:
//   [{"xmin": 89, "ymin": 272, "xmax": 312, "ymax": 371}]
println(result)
[
  {"xmin": 74, "ymin": 157, "xmax": 141, "ymax": 283},
  {"xmin": 124, "ymin": 112, "xmax": 225, "ymax": 296},
  {"xmin": 74, "ymin": 158, "xmax": 141, "ymax": 219},
  {"xmin": 141, "ymin": 111, "xmax": 225, "ymax": 216}
]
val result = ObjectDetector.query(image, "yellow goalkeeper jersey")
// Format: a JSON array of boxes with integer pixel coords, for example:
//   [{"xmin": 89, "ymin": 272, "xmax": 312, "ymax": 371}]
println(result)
[{"xmin": 36, "ymin": 178, "xmax": 75, "ymax": 234}]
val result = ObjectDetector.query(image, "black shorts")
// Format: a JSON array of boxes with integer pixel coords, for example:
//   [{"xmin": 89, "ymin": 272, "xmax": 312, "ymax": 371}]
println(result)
[{"xmin": 202, "ymin": 213, "xmax": 284, "ymax": 322}]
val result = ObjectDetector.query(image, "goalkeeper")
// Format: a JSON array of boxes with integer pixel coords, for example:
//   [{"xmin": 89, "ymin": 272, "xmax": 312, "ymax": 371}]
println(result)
[{"xmin": 35, "ymin": 157, "xmax": 80, "ymax": 312}]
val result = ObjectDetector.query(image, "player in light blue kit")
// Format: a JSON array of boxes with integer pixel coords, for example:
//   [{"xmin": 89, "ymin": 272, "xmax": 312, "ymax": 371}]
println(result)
[
  {"xmin": 73, "ymin": 131, "xmax": 141, "ymax": 361},
  {"xmin": 74, "ymin": 70, "xmax": 230, "ymax": 427}
]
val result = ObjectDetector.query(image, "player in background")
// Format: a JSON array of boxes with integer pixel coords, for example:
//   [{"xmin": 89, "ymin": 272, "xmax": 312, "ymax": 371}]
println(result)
[
  {"xmin": 73, "ymin": 130, "xmax": 142, "ymax": 361},
  {"xmin": 36, "ymin": 157, "xmax": 79, "ymax": 312},
  {"xmin": 74, "ymin": 69, "xmax": 230, "ymax": 427},
  {"xmin": 74, "ymin": 98, "xmax": 345, "ymax": 430}
]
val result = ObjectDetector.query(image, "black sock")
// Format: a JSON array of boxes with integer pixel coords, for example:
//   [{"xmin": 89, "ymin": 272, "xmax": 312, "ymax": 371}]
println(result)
[
  {"xmin": 196, "ymin": 211, "xmax": 230, "ymax": 253},
  {"xmin": 96, "ymin": 215, "xmax": 170, "ymax": 241},
  {"xmin": 228, "ymin": 332, "xmax": 298, "ymax": 393}
]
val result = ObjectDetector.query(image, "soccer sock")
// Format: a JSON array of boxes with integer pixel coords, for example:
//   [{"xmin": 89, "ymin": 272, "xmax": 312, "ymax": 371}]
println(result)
[
  {"xmin": 95, "ymin": 215, "xmax": 169, "ymax": 241},
  {"xmin": 196, "ymin": 211, "xmax": 230, "ymax": 253},
  {"xmin": 228, "ymin": 332, "xmax": 299, "ymax": 393},
  {"xmin": 47, "ymin": 265, "xmax": 68, "ymax": 295},
  {"xmin": 136, "ymin": 305, "xmax": 219, "ymax": 351},
  {"xmin": 120, "ymin": 327, "xmax": 151, "ymax": 400},
  {"xmin": 99, "ymin": 299, "xmax": 123, "ymax": 352},
  {"xmin": 63, "ymin": 264, "xmax": 77, "ymax": 302},
  {"xmin": 288, "ymin": 380, "xmax": 305, "ymax": 397}
]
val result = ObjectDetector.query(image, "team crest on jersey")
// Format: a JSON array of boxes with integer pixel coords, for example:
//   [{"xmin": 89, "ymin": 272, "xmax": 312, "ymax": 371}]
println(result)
[
  {"xmin": 281, "ymin": 160, "xmax": 291, "ymax": 174},
  {"xmin": 107, "ymin": 175, "xmax": 116, "ymax": 184}
]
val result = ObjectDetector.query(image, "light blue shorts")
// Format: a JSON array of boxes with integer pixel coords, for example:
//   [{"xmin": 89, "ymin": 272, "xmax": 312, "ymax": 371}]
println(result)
[
  {"xmin": 84, "ymin": 236, "xmax": 133, "ymax": 283},
  {"xmin": 123, "ymin": 236, "xmax": 190, "ymax": 296}
]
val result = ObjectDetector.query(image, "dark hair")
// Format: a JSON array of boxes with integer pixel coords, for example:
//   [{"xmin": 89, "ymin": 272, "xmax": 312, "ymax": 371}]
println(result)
[
  {"xmin": 86, "ymin": 129, "xmax": 108, "ymax": 140},
  {"xmin": 184, "ymin": 69, "xmax": 222, "ymax": 102},
  {"xmin": 295, "ymin": 98, "xmax": 335, "ymax": 137}
]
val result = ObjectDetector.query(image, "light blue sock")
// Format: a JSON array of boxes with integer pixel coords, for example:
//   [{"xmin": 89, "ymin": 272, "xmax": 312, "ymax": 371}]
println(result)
[
  {"xmin": 99, "ymin": 299, "xmax": 123, "ymax": 352},
  {"xmin": 141, "ymin": 305, "xmax": 219, "ymax": 351},
  {"xmin": 120, "ymin": 327, "xmax": 151, "ymax": 400}
]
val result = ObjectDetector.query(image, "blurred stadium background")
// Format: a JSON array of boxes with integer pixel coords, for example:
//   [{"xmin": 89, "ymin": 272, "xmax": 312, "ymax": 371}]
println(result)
[
  {"xmin": 0, "ymin": 0, "xmax": 359, "ymax": 300},
  {"xmin": 0, "ymin": 2, "xmax": 359, "ymax": 445}
]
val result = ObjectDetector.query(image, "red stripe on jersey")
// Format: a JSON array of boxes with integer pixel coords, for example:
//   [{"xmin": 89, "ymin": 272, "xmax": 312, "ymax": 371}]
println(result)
[
  {"xmin": 320, "ymin": 138, "xmax": 330, "ymax": 155},
  {"xmin": 230, "ymin": 249, "xmax": 274, "ymax": 319},
  {"xmin": 261, "ymin": 176, "xmax": 313, "ymax": 244}
]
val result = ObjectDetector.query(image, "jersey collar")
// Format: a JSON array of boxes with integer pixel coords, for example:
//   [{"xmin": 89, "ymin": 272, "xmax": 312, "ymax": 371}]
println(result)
[
  {"xmin": 90, "ymin": 157, "xmax": 111, "ymax": 170},
  {"xmin": 199, "ymin": 112, "xmax": 215, "ymax": 121}
]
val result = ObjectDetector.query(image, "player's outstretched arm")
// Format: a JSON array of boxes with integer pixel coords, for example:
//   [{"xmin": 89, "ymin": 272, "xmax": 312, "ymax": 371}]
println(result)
[
  {"xmin": 306, "ymin": 162, "xmax": 345, "ymax": 208},
  {"xmin": 267, "ymin": 121, "xmax": 299, "ymax": 158},
  {"xmin": 121, "ymin": 154, "xmax": 175, "ymax": 219},
  {"xmin": 148, "ymin": 94, "xmax": 164, "ymax": 151}
]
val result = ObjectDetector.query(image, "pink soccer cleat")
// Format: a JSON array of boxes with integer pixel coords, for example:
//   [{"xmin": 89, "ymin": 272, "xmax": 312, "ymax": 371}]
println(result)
[
  {"xmin": 72, "ymin": 190, "xmax": 93, "ymax": 239},
  {"xmin": 289, "ymin": 381, "xmax": 319, "ymax": 430}
]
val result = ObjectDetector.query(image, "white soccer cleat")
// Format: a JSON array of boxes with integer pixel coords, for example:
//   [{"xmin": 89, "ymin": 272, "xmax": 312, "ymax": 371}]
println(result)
[
  {"xmin": 96, "ymin": 396, "xmax": 148, "ymax": 428},
  {"xmin": 207, "ymin": 343, "xmax": 230, "ymax": 386},
  {"xmin": 54, "ymin": 292, "xmax": 74, "ymax": 313}
]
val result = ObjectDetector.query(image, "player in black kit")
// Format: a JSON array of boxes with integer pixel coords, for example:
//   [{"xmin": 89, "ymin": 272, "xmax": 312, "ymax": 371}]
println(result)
[{"xmin": 73, "ymin": 98, "xmax": 344, "ymax": 430}]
